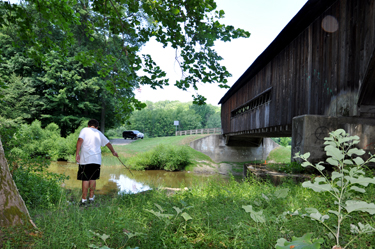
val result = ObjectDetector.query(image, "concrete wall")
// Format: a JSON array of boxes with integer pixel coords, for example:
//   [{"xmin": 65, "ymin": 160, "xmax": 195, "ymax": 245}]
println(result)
[
  {"xmin": 190, "ymin": 135, "xmax": 279, "ymax": 163},
  {"xmin": 292, "ymin": 115, "xmax": 375, "ymax": 163}
]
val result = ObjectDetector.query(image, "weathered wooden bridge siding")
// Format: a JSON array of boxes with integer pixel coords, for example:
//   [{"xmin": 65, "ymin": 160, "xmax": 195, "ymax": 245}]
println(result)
[{"xmin": 221, "ymin": 0, "xmax": 375, "ymax": 136}]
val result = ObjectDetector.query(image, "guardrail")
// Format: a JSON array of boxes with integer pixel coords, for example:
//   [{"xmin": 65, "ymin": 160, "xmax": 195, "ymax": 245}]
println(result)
[{"xmin": 175, "ymin": 128, "xmax": 222, "ymax": 136}]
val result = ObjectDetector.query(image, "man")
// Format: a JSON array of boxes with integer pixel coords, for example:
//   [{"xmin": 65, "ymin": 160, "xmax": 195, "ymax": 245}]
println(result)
[{"xmin": 75, "ymin": 119, "xmax": 118, "ymax": 206}]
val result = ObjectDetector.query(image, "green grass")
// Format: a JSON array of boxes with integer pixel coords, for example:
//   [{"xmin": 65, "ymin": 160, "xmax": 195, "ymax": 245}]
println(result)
[
  {"xmin": 4, "ymin": 177, "xmax": 375, "ymax": 248},
  {"xmin": 102, "ymin": 135, "xmax": 214, "ymax": 169},
  {"xmin": 266, "ymin": 146, "xmax": 291, "ymax": 163}
]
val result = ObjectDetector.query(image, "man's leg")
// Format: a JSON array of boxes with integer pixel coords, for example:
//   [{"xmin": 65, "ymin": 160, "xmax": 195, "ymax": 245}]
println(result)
[
  {"xmin": 89, "ymin": 180, "xmax": 96, "ymax": 199},
  {"xmin": 82, "ymin": 181, "xmax": 89, "ymax": 201}
]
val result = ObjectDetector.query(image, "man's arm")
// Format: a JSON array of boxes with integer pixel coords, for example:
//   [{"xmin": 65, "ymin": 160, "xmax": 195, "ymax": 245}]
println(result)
[
  {"xmin": 76, "ymin": 138, "xmax": 83, "ymax": 163},
  {"xmin": 106, "ymin": 142, "xmax": 119, "ymax": 157}
]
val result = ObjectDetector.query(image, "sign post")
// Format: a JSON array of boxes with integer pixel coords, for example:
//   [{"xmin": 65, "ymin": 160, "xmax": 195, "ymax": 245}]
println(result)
[{"xmin": 174, "ymin": 121, "xmax": 179, "ymax": 135}]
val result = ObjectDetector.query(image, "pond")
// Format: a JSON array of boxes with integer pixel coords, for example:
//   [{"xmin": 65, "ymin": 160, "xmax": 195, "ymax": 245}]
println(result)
[{"xmin": 48, "ymin": 162, "xmax": 232, "ymax": 195}]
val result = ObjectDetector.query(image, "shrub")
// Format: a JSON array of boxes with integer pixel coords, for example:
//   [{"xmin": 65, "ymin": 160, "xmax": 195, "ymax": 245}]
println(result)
[
  {"xmin": 13, "ymin": 169, "xmax": 66, "ymax": 209},
  {"xmin": 126, "ymin": 144, "xmax": 191, "ymax": 171}
]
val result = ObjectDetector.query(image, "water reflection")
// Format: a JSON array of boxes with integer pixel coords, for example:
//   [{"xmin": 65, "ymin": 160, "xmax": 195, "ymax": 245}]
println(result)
[
  {"xmin": 48, "ymin": 162, "xmax": 221, "ymax": 195},
  {"xmin": 109, "ymin": 174, "xmax": 151, "ymax": 194}
]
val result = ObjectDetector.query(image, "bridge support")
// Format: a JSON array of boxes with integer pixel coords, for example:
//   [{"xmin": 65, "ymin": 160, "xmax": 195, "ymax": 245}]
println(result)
[
  {"xmin": 190, "ymin": 135, "xmax": 279, "ymax": 163},
  {"xmin": 292, "ymin": 115, "xmax": 375, "ymax": 163}
]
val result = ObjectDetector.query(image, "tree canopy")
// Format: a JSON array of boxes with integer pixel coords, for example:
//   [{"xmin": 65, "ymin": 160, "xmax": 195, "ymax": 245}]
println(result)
[
  {"xmin": 0, "ymin": 0, "xmax": 249, "ymax": 127},
  {"xmin": 125, "ymin": 100, "xmax": 220, "ymax": 137}
]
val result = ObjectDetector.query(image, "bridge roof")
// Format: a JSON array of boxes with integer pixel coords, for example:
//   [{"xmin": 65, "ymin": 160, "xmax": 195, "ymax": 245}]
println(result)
[{"xmin": 218, "ymin": 0, "xmax": 337, "ymax": 104}]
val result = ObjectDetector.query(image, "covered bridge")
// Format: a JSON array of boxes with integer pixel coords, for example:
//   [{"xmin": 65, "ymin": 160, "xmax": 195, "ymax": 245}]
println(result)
[{"xmin": 219, "ymin": 0, "xmax": 375, "ymax": 162}]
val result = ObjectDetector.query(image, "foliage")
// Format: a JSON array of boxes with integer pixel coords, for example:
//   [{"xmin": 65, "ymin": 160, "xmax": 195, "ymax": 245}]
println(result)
[
  {"xmin": 189, "ymin": 103, "xmax": 221, "ymax": 128},
  {"xmin": 7, "ymin": 120, "xmax": 88, "ymax": 164},
  {"xmin": 280, "ymin": 129, "xmax": 375, "ymax": 248},
  {"xmin": 127, "ymin": 100, "xmax": 220, "ymax": 137},
  {"xmin": 126, "ymin": 144, "xmax": 191, "ymax": 171},
  {"xmin": 13, "ymin": 168, "xmax": 66, "ymax": 209},
  {"xmin": 272, "ymin": 137, "xmax": 292, "ymax": 147},
  {"xmin": 276, "ymin": 233, "xmax": 324, "ymax": 249},
  {"xmin": 0, "ymin": 2, "xmax": 131, "ymax": 135},
  {"xmin": 105, "ymin": 125, "xmax": 127, "ymax": 139},
  {"xmin": 9, "ymin": 120, "xmax": 67, "ymax": 161},
  {"xmin": 0, "ymin": 74, "xmax": 44, "ymax": 123},
  {"xmin": 1, "ymin": 0, "xmax": 250, "ymax": 110}
]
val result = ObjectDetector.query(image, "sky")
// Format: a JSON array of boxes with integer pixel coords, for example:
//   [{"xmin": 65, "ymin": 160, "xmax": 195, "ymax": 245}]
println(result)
[{"xmin": 135, "ymin": 0, "xmax": 309, "ymax": 106}]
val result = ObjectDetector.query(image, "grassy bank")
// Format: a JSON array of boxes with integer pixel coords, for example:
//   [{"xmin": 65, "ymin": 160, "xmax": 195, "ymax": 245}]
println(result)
[
  {"xmin": 3, "ymin": 176, "xmax": 375, "ymax": 248},
  {"xmin": 101, "ymin": 135, "xmax": 218, "ymax": 171},
  {"xmin": 4, "ymin": 135, "xmax": 375, "ymax": 248},
  {"xmin": 102, "ymin": 135, "xmax": 292, "ymax": 174}
]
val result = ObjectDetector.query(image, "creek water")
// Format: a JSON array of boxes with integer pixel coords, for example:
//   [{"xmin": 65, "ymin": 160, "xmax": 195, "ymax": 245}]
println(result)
[{"xmin": 48, "ymin": 161, "xmax": 228, "ymax": 195}]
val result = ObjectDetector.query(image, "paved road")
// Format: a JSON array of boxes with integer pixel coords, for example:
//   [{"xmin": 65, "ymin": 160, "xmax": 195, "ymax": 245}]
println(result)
[{"xmin": 110, "ymin": 138, "xmax": 136, "ymax": 145}]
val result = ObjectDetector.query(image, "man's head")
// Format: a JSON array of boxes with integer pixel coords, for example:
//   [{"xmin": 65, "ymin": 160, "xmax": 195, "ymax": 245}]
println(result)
[{"xmin": 88, "ymin": 119, "xmax": 99, "ymax": 128}]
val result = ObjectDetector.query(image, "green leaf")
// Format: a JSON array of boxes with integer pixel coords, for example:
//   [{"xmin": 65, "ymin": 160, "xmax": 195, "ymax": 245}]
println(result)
[
  {"xmin": 144, "ymin": 209, "xmax": 174, "ymax": 219},
  {"xmin": 173, "ymin": 206, "xmax": 182, "ymax": 215},
  {"xmin": 325, "ymin": 145, "xmax": 344, "ymax": 160},
  {"xmin": 302, "ymin": 179, "xmax": 337, "ymax": 193},
  {"xmin": 242, "ymin": 205, "xmax": 266, "ymax": 223},
  {"xmin": 305, "ymin": 208, "xmax": 319, "ymax": 214},
  {"xmin": 353, "ymin": 157, "xmax": 365, "ymax": 166},
  {"xmin": 124, "ymin": 232, "xmax": 143, "ymax": 239},
  {"xmin": 345, "ymin": 176, "xmax": 375, "ymax": 186},
  {"xmin": 262, "ymin": 193, "xmax": 270, "ymax": 201},
  {"xmin": 302, "ymin": 152, "xmax": 310, "ymax": 159},
  {"xmin": 326, "ymin": 158, "xmax": 338, "ymax": 166},
  {"xmin": 328, "ymin": 210, "xmax": 340, "ymax": 217},
  {"xmin": 154, "ymin": 203, "xmax": 164, "ymax": 212},
  {"xmin": 331, "ymin": 172, "xmax": 343, "ymax": 181},
  {"xmin": 347, "ymin": 148, "xmax": 365, "ymax": 156},
  {"xmin": 275, "ymin": 233, "xmax": 324, "ymax": 249},
  {"xmin": 350, "ymin": 186, "xmax": 365, "ymax": 193},
  {"xmin": 350, "ymin": 222, "xmax": 375, "ymax": 234},
  {"xmin": 181, "ymin": 212, "xmax": 192, "ymax": 221},
  {"xmin": 301, "ymin": 161, "xmax": 312, "ymax": 167},
  {"xmin": 171, "ymin": 8, "xmax": 180, "ymax": 15},
  {"xmin": 345, "ymin": 200, "xmax": 375, "ymax": 214},
  {"xmin": 274, "ymin": 188, "xmax": 289, "ymax": 199},
  {"xmin": 310, "ymin": 212, "xmax": 329, "ymax": 222}
]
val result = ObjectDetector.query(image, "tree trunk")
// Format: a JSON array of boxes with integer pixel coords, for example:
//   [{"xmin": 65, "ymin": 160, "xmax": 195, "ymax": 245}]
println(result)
[{"xmin": 0, "ymin": 138, "xmax": 31, "ymax": 227}]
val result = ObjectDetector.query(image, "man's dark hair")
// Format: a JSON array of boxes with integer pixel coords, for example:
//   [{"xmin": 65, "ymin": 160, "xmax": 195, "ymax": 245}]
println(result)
[{"xmin": 88, "ymin": 119, "xmax": 99, "ymax": 128}]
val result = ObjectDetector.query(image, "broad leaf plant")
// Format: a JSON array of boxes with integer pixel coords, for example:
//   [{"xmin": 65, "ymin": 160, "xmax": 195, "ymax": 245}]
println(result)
[{"xmin": 280, "ymin": 129, "xmax": 375, "ymax": 249}]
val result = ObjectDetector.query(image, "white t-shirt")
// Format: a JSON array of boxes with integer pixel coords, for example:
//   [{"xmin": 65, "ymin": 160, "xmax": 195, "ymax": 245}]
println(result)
[{"xmin": 78, "ymin": 127, "xmax": 109, "ymax": 165}]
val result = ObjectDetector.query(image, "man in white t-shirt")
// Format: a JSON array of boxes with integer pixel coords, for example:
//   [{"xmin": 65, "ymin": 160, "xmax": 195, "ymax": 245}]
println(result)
[{"xmin": 75, "ymin": 119, "xmax": 118, "ymax": 206}]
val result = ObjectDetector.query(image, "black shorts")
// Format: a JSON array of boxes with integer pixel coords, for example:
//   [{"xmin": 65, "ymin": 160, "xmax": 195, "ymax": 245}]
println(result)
[{"xmin": 77, "ymin": 164, "xmax": 101, "ymax": 181}]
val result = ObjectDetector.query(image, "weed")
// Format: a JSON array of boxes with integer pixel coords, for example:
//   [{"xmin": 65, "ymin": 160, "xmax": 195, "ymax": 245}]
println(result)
[{"xmin": 277, "ymin": 129, "xmax": 375, "ymax": 248}]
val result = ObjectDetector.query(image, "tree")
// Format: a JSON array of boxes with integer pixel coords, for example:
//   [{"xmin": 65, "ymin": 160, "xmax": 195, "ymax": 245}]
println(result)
[
  {"xmin": 127, "ymin": 100, "xmax": 203, "ymax": 137},
  {"xmin": 0, "ymin": 0, "xmax": 250, "ymax": 228},
  {"xmin": 0, "ymin": 139, "xmax": 32, "ymax": 228},
  {"xmin": 189, "ymin": 103, "xmax": 220, "ymax": 128}
]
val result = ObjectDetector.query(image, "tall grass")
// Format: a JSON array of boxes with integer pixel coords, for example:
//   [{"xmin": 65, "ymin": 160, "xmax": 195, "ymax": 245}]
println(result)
[{"xmin": 3, "ymin": 177, "xmax": 374, "ymax": 248}]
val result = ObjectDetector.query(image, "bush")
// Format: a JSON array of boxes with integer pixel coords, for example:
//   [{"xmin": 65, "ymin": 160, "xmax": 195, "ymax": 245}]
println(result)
[
  {"xmin": 8, "ymin": 120, "xmax": 87, "ymax": 162},
  {"xmin": 126, "ymin": 144, "xmax": 191, "ymax": 171},
  {"xmin": 13, "ymin": 169, "xmax": 66, "ymax": 209}
]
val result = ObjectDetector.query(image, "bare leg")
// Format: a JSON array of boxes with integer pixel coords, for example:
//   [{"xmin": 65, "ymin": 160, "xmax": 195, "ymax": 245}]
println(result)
[
  {"xmin": 82, "ymin": 181, "xmax": 89, "ymax": 200},
  {"xmin": 89, "ymin": 180, "xmax": 96, "ymax": 199}
]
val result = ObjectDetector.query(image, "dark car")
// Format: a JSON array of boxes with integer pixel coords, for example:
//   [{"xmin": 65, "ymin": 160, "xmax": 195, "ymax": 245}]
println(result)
[
  {"xmin": 122, "ymin": 130, "xmax": 144, "ymax": 140},
  {"xmin": 122, "ymin": 130, "xmax": 138, "ymax": 140}
]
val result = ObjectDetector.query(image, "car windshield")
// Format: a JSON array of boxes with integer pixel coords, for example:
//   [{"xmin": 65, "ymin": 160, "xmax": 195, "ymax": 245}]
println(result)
[{"xmin": 132, "ymin": 130, "xmax": 139, "ymax": 134}]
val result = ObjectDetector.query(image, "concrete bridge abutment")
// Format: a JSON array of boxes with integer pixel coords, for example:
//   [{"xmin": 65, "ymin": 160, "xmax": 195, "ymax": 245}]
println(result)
[
  {"xmin": 190, "ymin": 134, "xmax": 279, "ymax": 163},
  {"xmin": 292, "ymin": 115, "xmax": 375, "ymax": 163}
]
